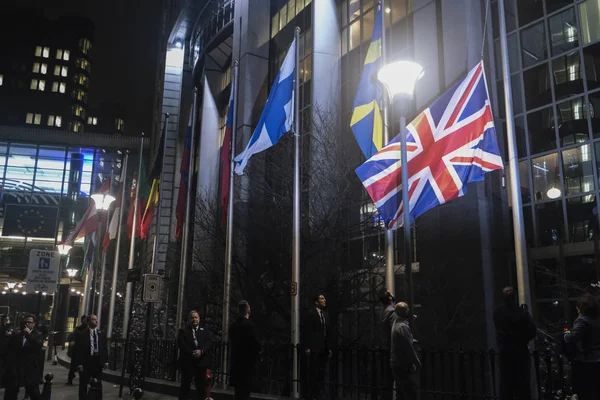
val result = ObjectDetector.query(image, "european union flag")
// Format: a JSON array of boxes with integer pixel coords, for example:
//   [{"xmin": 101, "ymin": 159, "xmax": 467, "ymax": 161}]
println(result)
[
  {"xmin": 1, "ymin": 204, "xmax": 58, "ymax": 238},
  {"xmin": 350, "ymin": 5, "xmax": 384, "ymax": 159}
]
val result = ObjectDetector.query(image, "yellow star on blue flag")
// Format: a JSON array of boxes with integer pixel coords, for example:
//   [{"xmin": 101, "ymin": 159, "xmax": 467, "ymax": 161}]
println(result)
[{"xmin": 350, "ymin": 4, "xmax": 384, "ymax": 159}]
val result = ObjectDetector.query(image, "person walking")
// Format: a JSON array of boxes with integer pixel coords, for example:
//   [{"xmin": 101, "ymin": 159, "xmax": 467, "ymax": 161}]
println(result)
[
  {"xmin": 72, "ymin": 314, "xmax": 108, "ymax": 400},
  {"xmin": 2, "ymin": 315, "xmax": 44, "ymax": 400},
  {"xmin": 67, "ymin": 315, "xmax": 88, "ymax": 385},
  {"xmin": 178, "ymin": 310, "xmax": 212, "ymax": 400},
  {"xmin": 493, "ymin": 287, "xmax": 536, "ymax": 400},
  {"xmin": 303, "ymin": 294, "xmax": 333, "ymax": 400},
  {"xmin": 229, "ymin": 300, "xmax": 261, "ymax": 400},
  {"xmin": 564, "ymin": 293, "xmax": 600, "ymax": 400},
  {"xmin": 390, "ymin": 302, "xmax": 420, "ymax": 400}
]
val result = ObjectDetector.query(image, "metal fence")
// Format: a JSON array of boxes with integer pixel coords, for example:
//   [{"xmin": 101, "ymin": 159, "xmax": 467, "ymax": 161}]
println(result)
[{"xmin": 106, "ymin": 339, "xmax": 573, "ymax": 399}]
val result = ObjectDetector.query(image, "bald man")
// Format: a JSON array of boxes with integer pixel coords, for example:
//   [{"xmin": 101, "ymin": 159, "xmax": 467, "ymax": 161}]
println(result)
[{"xmin": 390, "ymin": 302, "xmax": 421, "ymax": 400}]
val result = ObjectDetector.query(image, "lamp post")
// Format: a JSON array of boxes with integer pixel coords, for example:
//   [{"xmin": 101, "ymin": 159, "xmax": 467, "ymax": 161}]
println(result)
[
  {"xmin": 377, "ymin": 60, "xmax": 423, "ymax": 311},
  {"xmin": 47, "ymin": 243, "xmax": 73, "ymax": 361},
  {"xmin": 89, "ymin": 190, "xmax": 115, "ymax": 324},
  {"xmin": 64, "ymin": 268, "xmax": 78, "ymax": 331}
]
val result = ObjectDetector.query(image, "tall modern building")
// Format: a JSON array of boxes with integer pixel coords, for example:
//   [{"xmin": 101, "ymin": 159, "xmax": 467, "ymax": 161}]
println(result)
[
  {"xmin": 0, "ymin": 8, "xmax": 141, "ymax": 335},
  {"xmin": 149, "ymin": 0, "xmax": 600, "ymax": 347}
]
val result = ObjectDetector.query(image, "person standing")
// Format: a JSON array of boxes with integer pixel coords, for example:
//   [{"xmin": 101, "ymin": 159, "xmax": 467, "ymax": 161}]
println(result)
[
  {"xmin": 378, "ymin": 290, "xmax": 396, "ymax": 400},
  {"xmin": 229, "ymin": 301, "xmax": 261, "ymax": 400},
  {"xmin": 72, "ymin": 314, "xmax": 108, "ymax": 400},
  {"xmin": 67, "ymin": 315, "xmax": 88, "ymax": 385},
  {"xmin": 390, "ymin": 302, "xmax": 420, "ymax": 400},
  {"xmin": 0, "ymin": 315, "xmax": 13, "ymax": 390},
  {"xmin": 303, "ymin": 294, "xmax": 333, "ymax": 400},
  {"xmin": 178, "ymin": 310, "xmax": 212, "ymax": 400},
  {"xmin": 564, "ymin": 293, "xmax": 600, "ymax": 400},
  {"xmin": 2, "ymin": 315, "xmax": 44, "ymax": 400},
  {"xmin": 493, "ymin": 287, "xmax": 536, "ymax": 400}
]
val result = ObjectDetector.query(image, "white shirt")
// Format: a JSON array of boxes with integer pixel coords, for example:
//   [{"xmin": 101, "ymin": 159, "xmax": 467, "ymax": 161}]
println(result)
[{"xmin": 89, "ymin": 328, "xmax": 99, "ymax": 356}]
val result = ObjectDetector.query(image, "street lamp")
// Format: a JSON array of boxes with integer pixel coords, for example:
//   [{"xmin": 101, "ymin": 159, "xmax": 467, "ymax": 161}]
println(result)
[
  {"xmin": 57, "ymin": 244, "xmax": 72, "ymax": 255},
  {"xmin": 66, "ymin": 268, "xmax": 78, "ymax": 280},
  {"xmin": 377, "ymin": 60, "xmax": 423, "ymax": 311},
  {"xmin": 91, "ymin": 192, "xmax": 116, "ymax": 211}
]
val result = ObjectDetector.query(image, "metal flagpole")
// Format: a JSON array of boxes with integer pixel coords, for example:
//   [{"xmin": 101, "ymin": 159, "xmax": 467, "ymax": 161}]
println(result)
[
  {"xmin": 176, "ymin": 89, "xmax": 199, "ymax": 332},
  {"xmin": 291, "ymin": 26, "xmax": 301, "ymax": 400},
  {"xmin": 379, "ymin": 0, "xmax": 395, "ymax": 294},
  {"xmin": 108, "ymin": 152, "xmax": 129, "ymax": 339},
  {"xmin": 123, "ymin": 135, "xmax": 145, "ymax": 337},
  {"xmin": 151, "ymin": 115, "xmax": 170, "ymax": 274},
  {"xmin": 498, "ymin": 0, "xmax": 532, "ymax": 307},
  {"xmin": 398, "ymin": 107, "xmax": 413, "ymax": 310},
  {"xmin": 83, "ymin": 229, "xmax": 98, "ymax": 315},
  {"xmin": 220, "ymin": 61, "xmax": 239, "ymax": 388},
  {"xmin": 97, "ymin": 170, "xmax": 115, "ymax": 326}
]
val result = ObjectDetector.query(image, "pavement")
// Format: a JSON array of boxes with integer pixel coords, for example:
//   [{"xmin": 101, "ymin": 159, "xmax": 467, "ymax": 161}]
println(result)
[{"xmin": 0, "ymin": 359, "xmax": 178, "ymax": 400}]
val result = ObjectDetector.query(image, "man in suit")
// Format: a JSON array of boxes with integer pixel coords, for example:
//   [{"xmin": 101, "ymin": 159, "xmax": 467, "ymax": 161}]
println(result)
[
  {"xmin": 304, "ymin": 294, "xmax": 333, "ymax": 400},
  {"xmin": 390, "ymin": 302, "xmax": 421, "ymax": 400},
  {"xmin": 67, "ymin": 315, "xmax": 88, "ymax": 385},
  {"xmin": 72, "ymin": 314, "xmax": 108, "ymax": 400},
  {"xmin": 229, "ymin": 301, "xmax": 261, "ymax": 400},
  {"xmin": 2, "ymin": 314, "xmax": 44, "ymax": 400},
  {"xmin": 178, "ymin": 310, "xmax": 212, "ymax": 400}
]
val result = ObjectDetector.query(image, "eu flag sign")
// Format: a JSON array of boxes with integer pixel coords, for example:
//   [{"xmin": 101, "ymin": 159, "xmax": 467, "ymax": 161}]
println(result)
[{"xmin": 2, "ymin": 204, "xmax": 58, "ymax": 238}]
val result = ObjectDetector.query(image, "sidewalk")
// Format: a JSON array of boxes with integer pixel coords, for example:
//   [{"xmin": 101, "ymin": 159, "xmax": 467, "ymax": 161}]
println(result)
[{"xmin": 0, "ymin": 358, "xmax": 177, "ymax": 400}]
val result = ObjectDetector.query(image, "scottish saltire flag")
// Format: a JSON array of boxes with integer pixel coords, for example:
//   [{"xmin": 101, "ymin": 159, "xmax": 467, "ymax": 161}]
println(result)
[
  {"xmin": 356, "ymin": 61, "xmax": 502, "ymax": 229},
  {"xmin": 350, "ymin": 5, "xmax": 383, "ymax": 159},
  {"xmin": 220, "ymin": 80, "xmax": 235, "ymax": 225},
  {"xmin": 234, "ymin": 38, "xmax": 296, "ymax": 175}
]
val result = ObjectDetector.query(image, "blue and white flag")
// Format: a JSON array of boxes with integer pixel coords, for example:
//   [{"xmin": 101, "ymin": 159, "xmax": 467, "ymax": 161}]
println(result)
[{"xmin": 234, "ymin": 38, "xmax": 296, "ymax": 175}]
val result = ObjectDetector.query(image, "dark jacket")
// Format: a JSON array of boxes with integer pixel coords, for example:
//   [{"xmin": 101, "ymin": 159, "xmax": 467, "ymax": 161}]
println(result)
[
  {"xmin": 493, "ymin": 305, "xmax": 536, "ymax": 352},
  {"xmin": 177, "ymin": 325, "xmax": 212, "ymax": 369},
  {"xmin": 229, "ymin": 317, "xmax": 261, "ymax": 386},
  {"xmin": 564, "ymin": 315, "xmax": 600, "ymax": 362},
  {"xmin": 380, "ymin": 304, "xmax": 396, "ymax": 351},
  {"xmin": 67, "ymin": 323, "xmax": 87, "ymax": 359},
  {"xmin": 72, "ymin": 328, "xmax": 109, "ymax": 368},
  {"xmin": 390, "ymin": 318, "xmax": 421, "ymax": 370},
  {"xmin": 2, "ymin": 328, "xmax": 44, "ymax": 386},
  {"xmin": 303, "ymin": 308, "xmax": 333, "ymax": 354}
]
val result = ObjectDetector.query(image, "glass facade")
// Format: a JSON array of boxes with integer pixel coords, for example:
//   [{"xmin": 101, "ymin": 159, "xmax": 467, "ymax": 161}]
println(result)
[
  {"xmin": 493, "ymin": 0, "xmax": 600, "ymax": 324},
  {"xmin": 0, "ymin": 140, "xmax": 123, "ymax": 270}
]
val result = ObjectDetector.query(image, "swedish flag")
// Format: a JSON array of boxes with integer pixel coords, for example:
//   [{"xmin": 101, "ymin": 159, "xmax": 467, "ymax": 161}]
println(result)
[{"xmin": 350, "ymin": 5, "xmax": 384, "ymax": 159}]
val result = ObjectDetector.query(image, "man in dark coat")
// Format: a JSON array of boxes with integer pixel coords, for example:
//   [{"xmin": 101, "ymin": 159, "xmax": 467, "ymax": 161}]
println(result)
[
  {"xmin": 493, "ymin": 287, "xmax": 536, "ymax": 400},
  {"xmin": 378, "ymin": 290, "xmax": 396, "ymax": 400},
  {"xmin": 2, "ymin": 314, "xmax": 44, "ymax": 400},
  {"xmin": 303, "ymin": 294, "xmax": 333, "ymax": 400},
  {"xmin": 178, "ymin": 310, "xmax": 212, "ymax": 400},
  {"xmin": 72, "ymin": 314, "xmax": 108, "ymax": 400},
  {"xmin": 390, "ymin": 302, "xmax": 421, "ymax": 400},
  {"xmin": 229, "ymin": 300, "xmax": 261, "ymax": 400},
  {"xmin": 67, "ymin": 315, "xmax": 88, "ymax": 385}
]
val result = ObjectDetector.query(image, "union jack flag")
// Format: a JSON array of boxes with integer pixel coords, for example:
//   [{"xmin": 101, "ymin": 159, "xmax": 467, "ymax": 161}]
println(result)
[{"xmin": 356, "ymin": 61, "xmax": 502, "ymax": 229}]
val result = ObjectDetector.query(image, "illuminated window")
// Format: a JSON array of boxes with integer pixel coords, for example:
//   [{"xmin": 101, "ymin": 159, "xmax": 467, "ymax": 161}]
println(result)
[
  {"xmin": 69, "ymin": 121, "xmax": 83, "ymax": 133},
  {"xmin": 33, "ymin": 63, "xmax": 40, "ymax": 73},
  {"xmin": 59, "ymin": 82, "xmax": 66, "ymax": 93},
  {"xmin": 38, "ymin": 80, "xmax": 45, "ymax": 91},
  {"xmin": 30, "ymin": 79, "xmax": 38, "ymax": 90},
  {"xmin": 35, "ymin": 46, "xmax": 42, "ymax": 57},
  {"xmin": 42, "ymin": 47, "xmax": 50, "ymax": 58},
  {"xmin": 56, "ymin": 49, "xmax": 63, "ymax": 59},
  {"xmin": 116, "ymin": 118, "xmax": 124, "ymax": 131},
  {"xmin": 54, "ymin": 66, "xmax": 60, "ymax": 76},
  {"xmin": 76, "ymin": 58, "xmax": 90, "ymax": 73},
  {"xmin": 34, "ymin": 114, "xmax": 42, "ymax": 125},
  {"xmin": 56, "ymin": 116, "xmax": 62, "ymax": 127},
  {"xmin": 87, "ymin": 116, "xmax": 98, "ymax": 125},
  {"xmin": 26, "ymin": 113, "xmax": 33, "ymax": 124},
  {"xmin": 47, "ymin": 115, "xmax": 55, "ymax": 126},
  {"xmin": 73, "ymin": 88, "xmax": 86, "ymax": 101},
  {"xmin": 0, "ymin": 74, "xmax": 3, "ymax": 86},
  {"xmin": 33, "ymin": 63, "xmax": 48, "ymax": 74},
  {"xmin": 62, "ymin": 66, "xmax": 68, "ymax": 77},
  {"xmin": 63, "ymin": 50, "xmax": 70, "ymax": 61},
  {"xmin": 52, "ymin": 82, "xmax": 58, "ymax": 92},
  {"xmin": 79, "ymin": 38, "xmax": 92, "ymax": 55},
  {"xmin": 75, "ymin": 73, "xmax": 89, "ymax": 87},
  {"xmin": 72, "ymin": 105, "xmax": 85, "ymax": 118}
]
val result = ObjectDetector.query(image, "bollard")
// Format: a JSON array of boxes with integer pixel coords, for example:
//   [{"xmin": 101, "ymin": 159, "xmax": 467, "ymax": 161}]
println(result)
[
  {"xmin": 41, "ymin": 373, "xmax": 53, "ymax": 400},
  {"xmin": 132, "ymin": 388, "xmax": 143, "ymax": 399}
]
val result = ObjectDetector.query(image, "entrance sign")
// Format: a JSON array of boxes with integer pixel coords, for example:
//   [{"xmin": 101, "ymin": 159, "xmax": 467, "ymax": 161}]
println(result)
[{"xmin": 27, "ymin": 249, "xmax": 60, "ymax": 293}]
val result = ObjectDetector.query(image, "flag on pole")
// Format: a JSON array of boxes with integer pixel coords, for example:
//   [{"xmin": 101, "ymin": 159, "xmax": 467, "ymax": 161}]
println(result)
[
  {"xmin": 220, "ymin": 80, "xmax": 235, "ymax": 226},
  {"xmin": 62, "ymin": 178, "xmax": 111, "ymax": 244},
  {"xmin": 234, "ymin": 37, "xmax": 296, "ymax": 175},
  {"xmin": 356, "ymin": 61, "xmax": 502, "ymax": 228},
  {"xmin": 80, "ymin": 232, "xmax": 96, "ymax": 283},
  {"xmin": 126, "ymin": 166, "xmax": 150, "ymax": 239},
  {"xmin": 350, "ymin": 5, "xmax": 384, "ymax": 159},
  {"xmin": 102, "ymin": 183, "xmax": 123, "ymax": 251},
  {"xmin": 141, "ymin": 129, "xmax": 165, "ymax": 239},
  {"xmin": 175, "ymin": 109, "xmax": 193, "ymax": 239}
]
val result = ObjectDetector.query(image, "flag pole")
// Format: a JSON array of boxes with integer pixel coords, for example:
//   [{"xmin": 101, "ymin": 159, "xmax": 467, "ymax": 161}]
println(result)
[
  {"xmin": 97, "ymin": 170, "xmax": 114, "ymax": 326},
  {"xmin": 151, "ymin": 115, "xmax": 170, "ymax": 274},
  {"xmin": 379, "ymin": 0, "xmax": 395, "ymax": 294},
  {"xmin": 291, "ymin": 26, "xmax": 301, "ymax": 400},
  {"xmin": 498, "ymin": 0, "xmax": 532, "ymax": 307},
  {"xmin": 83, "ymin": 230, "xmax": 97, "ymax": 315},
  {"xmin": 220, "ymin": 61, "xmax": 239, "ymax": 388},
  {"xmin": 176, "ymin": 89, "xmax": 199, "ymax": 332},
  {"xmin": 108, "ymin": 152, "xmax": 129, "ymax": 339},
  {"xmin": 123, "ymin": 134, "xmax": 145, "ymax": 338}
]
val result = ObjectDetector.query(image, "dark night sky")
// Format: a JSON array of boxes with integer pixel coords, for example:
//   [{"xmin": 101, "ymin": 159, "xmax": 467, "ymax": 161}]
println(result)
[{"xmin": 18, "ymin": 0, "xmax": 164, "ymax": 136}]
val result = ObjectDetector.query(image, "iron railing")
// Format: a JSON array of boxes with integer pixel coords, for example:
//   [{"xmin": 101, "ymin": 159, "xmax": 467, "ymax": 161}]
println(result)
[{"xmin": 106, "ymin": 338, "xmax": 573, "ymax": 399}]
